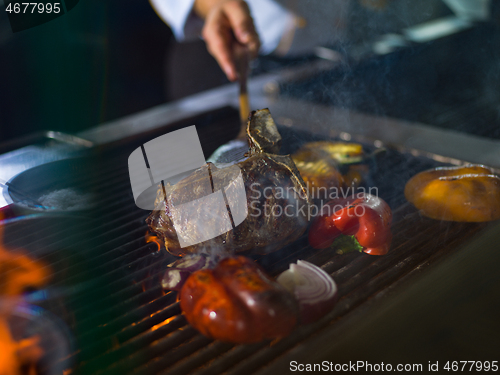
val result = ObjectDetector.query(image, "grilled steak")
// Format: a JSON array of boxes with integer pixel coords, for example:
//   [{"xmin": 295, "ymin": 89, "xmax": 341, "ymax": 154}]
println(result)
[{"xmin": 146, "ymin": 109, "xmax": 311, "ymax": 256}]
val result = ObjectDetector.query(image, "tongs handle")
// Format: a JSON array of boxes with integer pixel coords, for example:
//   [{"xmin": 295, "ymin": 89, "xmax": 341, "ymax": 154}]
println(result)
[{"xmin": 235, "ymin": 43, "xmax": 250, "ymax": 139}]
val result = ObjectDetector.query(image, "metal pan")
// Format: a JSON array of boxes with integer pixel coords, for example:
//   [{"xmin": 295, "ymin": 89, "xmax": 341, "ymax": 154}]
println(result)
[{"xmin": 3, "ymin": 157, "xmax": 98, "ymax": 215}]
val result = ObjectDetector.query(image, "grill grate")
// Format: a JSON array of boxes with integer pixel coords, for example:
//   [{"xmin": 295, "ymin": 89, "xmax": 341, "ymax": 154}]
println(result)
[{"xmin": 1, "ymin": 115, "xmax": 491, "ymax": 375}]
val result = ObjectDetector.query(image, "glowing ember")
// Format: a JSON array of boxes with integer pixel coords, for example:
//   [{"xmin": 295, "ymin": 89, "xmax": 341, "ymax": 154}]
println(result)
[{"xmin": 150, "ymin": 315, "xmax": 176, "ymax": 332}]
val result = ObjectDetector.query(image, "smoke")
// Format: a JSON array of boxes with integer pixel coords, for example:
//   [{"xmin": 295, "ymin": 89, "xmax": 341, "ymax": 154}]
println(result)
[{"xmin": 276, "ymin": 0, "xmax": 457, "ymax": 131}]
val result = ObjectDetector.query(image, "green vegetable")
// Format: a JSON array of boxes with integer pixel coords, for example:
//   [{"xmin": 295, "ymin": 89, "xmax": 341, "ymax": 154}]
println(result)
[{"xmin": 332, "ymin": 234, "xmax": 364, "ymax": 255}]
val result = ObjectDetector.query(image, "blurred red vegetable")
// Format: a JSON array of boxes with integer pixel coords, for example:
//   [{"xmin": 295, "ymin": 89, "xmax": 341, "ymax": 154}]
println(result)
[
  {"xmin": 309, "ymin": 194, "xmax": 392, "ymax": 255},
  {"xmin": 180, "ymin": 256, "xmax": 298, "ymax": 343}
]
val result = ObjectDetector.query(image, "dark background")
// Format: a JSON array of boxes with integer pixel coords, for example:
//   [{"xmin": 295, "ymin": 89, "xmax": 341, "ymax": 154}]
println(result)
[
  {"xmin": 0, "ymin": 0, "xmax": 211, "ymax": 142},
  {"xmin": 2, "ymin": 0, "xmax": 500, "ymax": 144}
]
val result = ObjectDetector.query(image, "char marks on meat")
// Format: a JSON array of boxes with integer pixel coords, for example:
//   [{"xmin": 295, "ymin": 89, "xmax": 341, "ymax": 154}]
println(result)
[{"xmin": 146, "ymin": 109, "xmax": 311, "ymax": 256}]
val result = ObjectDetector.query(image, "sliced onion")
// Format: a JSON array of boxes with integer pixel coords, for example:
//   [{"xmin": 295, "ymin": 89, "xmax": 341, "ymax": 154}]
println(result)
[
  {"xmin": 169, "ymin": 255, "xmax": 209, "ymax": 272},
  {"xmin": 277, "ymin": 260, "xmax": 338, "ymax": 325},
  {"xmin": 161, "ymin": 269, "xmax": 192, "ymax": 291},
  {"xmin": 162, "ymin": 254, "xmax": 212, "ymax": 291}
]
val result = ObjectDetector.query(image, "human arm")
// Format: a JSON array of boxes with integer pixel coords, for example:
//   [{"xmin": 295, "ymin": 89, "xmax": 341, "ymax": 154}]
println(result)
[
  {"xmin": 150, "ymin": 0, "xmax": 296, "ymax": 81},
  {"xmin": 194, "ymin": 0, "xmax": 260, "ymax": 81}
]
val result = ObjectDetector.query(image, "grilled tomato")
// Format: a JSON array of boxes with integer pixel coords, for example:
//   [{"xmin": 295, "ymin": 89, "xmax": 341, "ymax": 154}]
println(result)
[
  {"xmin": 179, "ymin": 256, "xmax": 298, "ymax": 343},
  {"xmin": 404, "ymin": 165, "xmax": 500, "ymax": 222}
]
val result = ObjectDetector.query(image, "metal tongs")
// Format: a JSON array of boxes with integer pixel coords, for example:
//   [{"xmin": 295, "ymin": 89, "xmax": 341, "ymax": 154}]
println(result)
[
  {"xmin": 207, "ymin": 43, "xmax": 251, "ymax": 164},
  {"xmin": 235, "ymin": 43, "xmax": 250, "ymax": 139}
]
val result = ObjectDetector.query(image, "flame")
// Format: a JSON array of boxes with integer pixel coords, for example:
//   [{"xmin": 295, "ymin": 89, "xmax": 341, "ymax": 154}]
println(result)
[
  {"xmin": 0, "ymin": 214, "xmax": 50, "ymax": 374},
  {"xmin": 145, "ymin": 231, "xmax": 162, "ymax": 252},
  {"xmin": 0, "ymin": 320, "xmax": 43, "ymax": 375},
  {"xmin": 0, "ymin": 216, "xmax": 51, "ymax": 296},
  {"xmin": 140, "ymin": 232, "xmax": 166, "ymax": 294}
]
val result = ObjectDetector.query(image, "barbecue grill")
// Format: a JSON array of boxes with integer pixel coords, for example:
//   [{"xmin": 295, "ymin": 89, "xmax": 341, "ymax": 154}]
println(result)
[{"xmin": 2, "ymin": 10, "xmax": 500, "ymax": 375}]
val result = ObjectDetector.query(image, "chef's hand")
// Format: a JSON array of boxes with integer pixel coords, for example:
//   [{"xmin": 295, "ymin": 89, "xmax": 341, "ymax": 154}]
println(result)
[{"xmin": 194, "ymin": 0, "xmax": 260, "ymax": 81}]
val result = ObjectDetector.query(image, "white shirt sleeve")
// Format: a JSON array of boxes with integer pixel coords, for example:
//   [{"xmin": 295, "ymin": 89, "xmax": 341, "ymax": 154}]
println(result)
[
  {"xmin": 149, "ymin": 0, "xmax": 296, "ymax": 55},
  {"xmin": 149, "ymin": 0, "xmax": 203, "ymax": 42},
  {"xmin": 247, "ymin": 0, "xmax": 296, "ymax": 55}
]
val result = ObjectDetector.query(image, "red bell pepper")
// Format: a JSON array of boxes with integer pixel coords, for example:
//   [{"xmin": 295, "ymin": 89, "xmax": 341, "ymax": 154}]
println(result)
[
  {"xmin": 180, "ymin": 256, "xmax": 298, "ymax": 343},
  {"xmin": 309, "ymin": 194, "xmax": 392, "ymax": 255}
]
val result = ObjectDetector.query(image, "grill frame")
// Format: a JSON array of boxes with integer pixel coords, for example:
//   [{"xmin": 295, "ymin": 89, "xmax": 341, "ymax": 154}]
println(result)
[{"xmin": 2, "ymin": 107, "xmax": 497, "ymax": 374}]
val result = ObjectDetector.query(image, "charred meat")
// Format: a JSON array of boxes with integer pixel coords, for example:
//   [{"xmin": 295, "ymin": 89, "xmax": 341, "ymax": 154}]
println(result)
[{"xmin": 146, "ymin": 109, "xmax": 312, "ymax": 256}]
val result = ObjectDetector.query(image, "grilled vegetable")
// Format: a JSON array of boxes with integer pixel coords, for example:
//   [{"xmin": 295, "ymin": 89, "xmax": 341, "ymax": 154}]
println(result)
[
  {"xmin": 291, "ymin": 141, "xmax": 367, "ymax": 200},
  {"xmin": 161, "ymin": 254, "xmax": 214, "ymax": 291},
  {"xmin": 291, "ymin": 157, "xmax": 343, "ymax": 196},
  {"xmin": 179, "ymin": 256, "xmax": 298, "ymax": 343},
  {"xmin": 309, "ymin": 194, "xmax": 392, "ymax": 255},
  {"xmin": 277, "ymin": 260, "xmax": 338, "ymax": 325},
  {"xmin": 405, "ymin": 165, "xmax": 500, "ymax": 222},
  {"xmin": 293, "ymin": 141, "xmax": 364, "ymax": 165}
]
